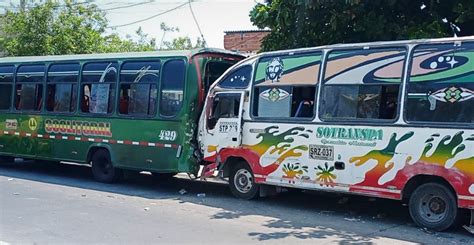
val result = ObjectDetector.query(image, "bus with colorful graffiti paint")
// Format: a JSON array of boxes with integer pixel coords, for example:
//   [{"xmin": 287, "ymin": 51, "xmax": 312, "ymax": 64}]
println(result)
[
  {"xmin": 197, "ymin": 36, "xmax": 474, "ymax": 231},
  {"xmin": 0, "ymin": 49, "xmax": 245, "ymax": 182}
]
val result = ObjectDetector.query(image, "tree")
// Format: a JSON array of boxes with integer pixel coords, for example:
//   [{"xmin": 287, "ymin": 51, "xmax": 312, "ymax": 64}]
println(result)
[
  {"xmin": 250, "ymin": 0, "xmax": 474, "ymax": 51},
  {"xmin": 163, "ymin": 36, "xmax": 206, "ymax": 50},
  {"xmin": 157, "ymin": 22, "xmax": 206, "ymax": 50},
  {"xmin": 0, "ymin": 0, "xmax": 156, "ymax": 56},
  {"xmin": 159, "ymin": 22, "xmax": 179, "ymax": 49}
]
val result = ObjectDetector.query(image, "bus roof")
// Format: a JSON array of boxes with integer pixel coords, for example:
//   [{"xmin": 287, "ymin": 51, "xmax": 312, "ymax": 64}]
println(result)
[
  {"xmin": 256, "ymin": 36, "xmax": 474, "ymax": 57},
  {"xmin": 0, "ymin": 48, "xmax": 246, "ymax": 64}
]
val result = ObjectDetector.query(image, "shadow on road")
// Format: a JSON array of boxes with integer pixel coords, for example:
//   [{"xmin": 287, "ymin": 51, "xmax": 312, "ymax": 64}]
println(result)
[{"xmin": 0, "ymin": 160, "xmax": 472, "ymax": 244}]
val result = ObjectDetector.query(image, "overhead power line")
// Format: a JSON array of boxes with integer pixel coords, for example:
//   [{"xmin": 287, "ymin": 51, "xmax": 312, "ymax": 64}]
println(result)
[
  {"xmin": 1, "ymin": 1, "xmax": 92, "ymax": 10},
  {"xmin": 108, "ymin": 2, "xmax": 188, "ymax": 28},
  {"xmin": 188, "ymin": 0, "xmax": 206, "ymax": 46},
  {"xmin": 101, "ymin": 1, "xmax": 154, "ymax": 11}
]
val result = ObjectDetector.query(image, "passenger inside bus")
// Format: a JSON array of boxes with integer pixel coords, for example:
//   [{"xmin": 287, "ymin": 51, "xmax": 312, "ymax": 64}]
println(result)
[
  {"xmin": 379, "ymin": 88, "xmax": 398, "ymax": 119},
  {"xmin": 292, "ymin": 87, "xmax": 315, "ymax": 117},
  {"xmin": 46, "ymin": 87, "xmax": 55, "ymax": 111},
  {"xmin": 81, "ymin": 95, "xmax": 89, "ymax": 112},
  {"xmin": 119, "ymin": 94, "xmax": 129, "ymax": 114}
]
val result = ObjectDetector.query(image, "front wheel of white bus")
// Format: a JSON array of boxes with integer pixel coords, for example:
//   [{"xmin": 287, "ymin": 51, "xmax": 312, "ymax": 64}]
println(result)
[
  {"xmin": 409, "ymin": 183, "xmax": 460, "ymax": 231},
  {"xmin": 91, "ymin": 149, "xmax": 123, "ymax": 183},
  {"xmin": 229, "ymin": 161, "xmax": 259, "ymax": 200}
]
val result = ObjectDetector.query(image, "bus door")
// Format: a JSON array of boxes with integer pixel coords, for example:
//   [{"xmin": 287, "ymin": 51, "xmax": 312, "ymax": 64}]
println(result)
[{"xmin": 203, "ymin": 91, "xmax": 245, "ymax": 152}]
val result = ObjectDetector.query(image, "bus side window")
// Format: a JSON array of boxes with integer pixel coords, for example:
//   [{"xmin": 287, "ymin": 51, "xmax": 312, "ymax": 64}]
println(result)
[
  {"xmin": 80, "ymin": 62, "xmax": 117, "ymax": 114},
  {"xmin": 46, "ymin": 63, "xmax": 79, "ymax": 113},
  {"xmin": 406, "ymin": 42, "xmax": 474, "ymax": 123},
  {"xmin": 0, "ymin": 66, "xmax": 14, "ymax": 110},
  {"xmin": 252, "ymin": 52, "xmax": 321, "ymax": 119},
  {"xmin": 208, "ymin": 94, "xmax": 240, "ymax": 130},
  {"xmin": 320, "ymin": 48, "xmax": 405, "ymax": 121},
  {"xmin": 15, "ymin": 64, "xmax": 45, "ymax": 111},
  {"xmin": 160, "ymin": 60, "xmax": 185, "ymax": 117},
  {"xmin": 119, "ymin": 61, "xmax": 160, "ymax": 116}
]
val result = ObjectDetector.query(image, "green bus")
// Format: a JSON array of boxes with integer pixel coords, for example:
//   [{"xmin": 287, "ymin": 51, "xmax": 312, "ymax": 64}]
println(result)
[{"xmin": 0, "ymin": 49, "xmax": 245, "ymax": 182}]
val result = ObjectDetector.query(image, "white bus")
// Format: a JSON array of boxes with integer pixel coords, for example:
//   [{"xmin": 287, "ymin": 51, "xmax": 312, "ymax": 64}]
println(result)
[{"xmin": 197, "ymin": 36, "xmax": 474, "ymax": 232}]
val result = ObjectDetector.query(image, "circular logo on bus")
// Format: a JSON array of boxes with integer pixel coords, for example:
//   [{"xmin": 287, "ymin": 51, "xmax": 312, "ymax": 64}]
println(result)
[{"xmin": 28, "ymin": 118, "xmax": 38, "ymax": 131}]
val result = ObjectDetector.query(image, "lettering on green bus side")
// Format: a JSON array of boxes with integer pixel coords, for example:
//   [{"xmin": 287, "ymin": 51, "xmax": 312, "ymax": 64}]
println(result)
[{"xmin": 44, "ymin": 119, "xmax": 112, "ymax": 137}]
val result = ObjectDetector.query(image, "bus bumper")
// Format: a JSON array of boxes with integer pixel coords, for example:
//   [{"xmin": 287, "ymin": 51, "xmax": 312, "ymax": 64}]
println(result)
[{"xmin": 464, "ymin": 210, "xmax": 474, "ymax": 234}]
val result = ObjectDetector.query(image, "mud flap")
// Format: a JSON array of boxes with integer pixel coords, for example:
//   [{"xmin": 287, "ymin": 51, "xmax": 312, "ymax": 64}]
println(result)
[{"xmin": 463, "ymin": 210, "xmax": 474, "ymax": 234}]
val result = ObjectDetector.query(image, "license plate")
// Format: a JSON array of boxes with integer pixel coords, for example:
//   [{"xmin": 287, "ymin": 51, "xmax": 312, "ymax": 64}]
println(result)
[{"xmin": 309, "ymin": 145, "xmax": 334, "ymax": 161}]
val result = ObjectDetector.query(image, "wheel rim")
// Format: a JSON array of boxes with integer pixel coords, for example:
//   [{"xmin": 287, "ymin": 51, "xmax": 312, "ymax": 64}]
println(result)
[
  {"xmin": 418, "ymin": 193, "xmax": 447, "ymax": 223},
  {"xmin": 234, "ymin": 169, "xmax": 253, "ymax": 194}
]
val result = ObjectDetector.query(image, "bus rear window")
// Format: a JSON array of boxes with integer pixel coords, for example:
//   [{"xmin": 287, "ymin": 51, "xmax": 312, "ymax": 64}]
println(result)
[
  {"xmin": 205, "ymin": 61, "xmax": 234, "ymax": 90},
  {"xmin": 406, "ymin": 42, "xmax": 474, "ymax": 124}
]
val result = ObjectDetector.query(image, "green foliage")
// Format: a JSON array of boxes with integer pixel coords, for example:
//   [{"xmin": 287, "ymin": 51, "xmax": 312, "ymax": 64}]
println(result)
[
  {"xmin": 0, "ymin": 0, "xmax": 156, "ymax": 56},
  {"xmin": 250, "ymin": 0, "xmax": 474, "ymax": 51},
  {"xmin": 163, "ymin": 36, "xmax": 206, "ymax": 50},
  {"xmin": 158, "ymin": 22, "xmax": 205, "ymax": 50}
]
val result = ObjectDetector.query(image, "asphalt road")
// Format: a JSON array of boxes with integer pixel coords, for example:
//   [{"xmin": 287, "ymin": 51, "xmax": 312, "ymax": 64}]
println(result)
[{"xmin": 0, "ymin": 160, "xmax": 473, "ymax": 244}]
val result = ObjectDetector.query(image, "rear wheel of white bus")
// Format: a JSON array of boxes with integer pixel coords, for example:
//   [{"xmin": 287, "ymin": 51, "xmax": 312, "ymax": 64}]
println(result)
[
  {"xmin": 229, "ymin": 161, "xmax": 259, "ymax": 200},
  {"xmin": 91, "ymin": 149, "xmax": 123, "ymax": 183},
  {"xmin": 409, "ymin": 183, "xmax": 460, "ymax": 231}
]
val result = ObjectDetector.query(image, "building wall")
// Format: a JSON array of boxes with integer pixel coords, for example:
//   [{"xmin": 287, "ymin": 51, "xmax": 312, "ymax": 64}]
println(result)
[{"xmin": 223, "ymin": 31, "xmax": 269, "ymax": 53}]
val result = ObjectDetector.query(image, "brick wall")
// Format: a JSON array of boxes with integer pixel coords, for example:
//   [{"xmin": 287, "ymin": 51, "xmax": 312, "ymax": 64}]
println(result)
[{"xmin": 223, "ymin": 31, "xmax": 270, "ymax": 53}]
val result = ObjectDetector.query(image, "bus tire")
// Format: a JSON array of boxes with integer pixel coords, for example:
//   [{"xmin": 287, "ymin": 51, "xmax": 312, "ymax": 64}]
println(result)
[
  {"xmin": 91, "ymin": 149, "xmax": 122, "ymax": 183},
  {"xmin": 0, "ymin": 156, "xmax": 14, "ymax": 163},
  {"xmin": 229, "ymin": 161, "xmax": 259, "ymax": 200},
  {"xmin": 409, "ymin": 182, "xmax": 459, "ymax": 231}
]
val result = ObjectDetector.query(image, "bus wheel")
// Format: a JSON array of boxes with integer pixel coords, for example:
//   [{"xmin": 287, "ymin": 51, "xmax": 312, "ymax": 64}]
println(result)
[
  {"xmin": 91, "ymin": 149, "xmax": 122, "ymax": 183},
  {"xmin": 0, "ymin": 156, "xmax": 14, "ymax": 163},
  {"xmin": 229, "ymin": 161, "xmax": 259, "ymax": 200},
  {"xmin": 409, "ymin": 183, "xmax": 459, "ymax": 231}
]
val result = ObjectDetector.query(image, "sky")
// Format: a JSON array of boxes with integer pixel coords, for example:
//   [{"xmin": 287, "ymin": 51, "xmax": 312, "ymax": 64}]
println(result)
[
  {"xmin": 99, "ymin": 0, "xmax": 259, "ymax": 48},
  {"xmin": 0, "ymin": 0, "xmax": 260, "ymax": 48}
]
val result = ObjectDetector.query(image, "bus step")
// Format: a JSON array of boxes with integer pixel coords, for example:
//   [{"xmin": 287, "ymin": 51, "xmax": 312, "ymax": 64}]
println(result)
[{"xmin": 464, "ymin": 210, "xmax": 474, "ymax": 234}]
